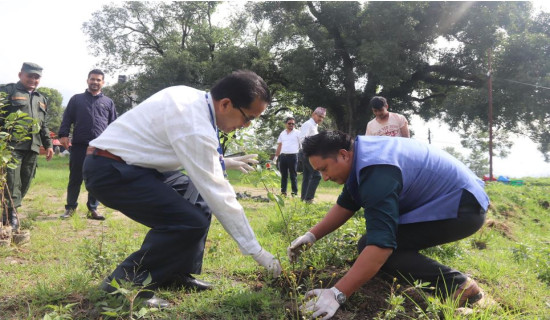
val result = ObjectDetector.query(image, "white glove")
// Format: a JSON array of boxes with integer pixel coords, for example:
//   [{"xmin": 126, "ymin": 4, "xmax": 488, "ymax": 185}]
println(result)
[
  {"xmin": 272, "ymin": 156, "xmax": 278, "ymax": 164},
  {"xmin": 225, "ymin": 154, "xmax": 259, "ymax": 174},
  {"xmin": 302, "ymin": 289, "xmax": 341, "ymax": 320},
  {"xmin": 252, "ymin": 248, "xmax": 282, "ymax": 277},
  {"xmin": 287, "ymin": 231, "xmax": 316, "ymax": 263}
]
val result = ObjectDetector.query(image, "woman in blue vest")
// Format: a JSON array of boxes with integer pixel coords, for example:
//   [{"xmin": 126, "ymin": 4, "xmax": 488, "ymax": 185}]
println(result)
[{"xmin": 288, "ymin": 130, "xmax": 490, "ymax": 319}]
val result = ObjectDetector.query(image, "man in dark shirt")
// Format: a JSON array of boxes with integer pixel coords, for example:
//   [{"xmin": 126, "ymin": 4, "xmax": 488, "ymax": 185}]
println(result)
[
  {"xmin": 288, "ymin": 131, "xmax": 490, "ymax": 319},
  {"xmin": 58, "ymin": 69, "xmax": 117, "ymax": 220}
]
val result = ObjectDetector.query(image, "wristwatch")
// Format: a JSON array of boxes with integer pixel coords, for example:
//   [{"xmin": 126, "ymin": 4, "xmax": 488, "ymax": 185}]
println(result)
[{"xmin": 330, "ymin": 286, "xmax": 347, "ymax": 305}]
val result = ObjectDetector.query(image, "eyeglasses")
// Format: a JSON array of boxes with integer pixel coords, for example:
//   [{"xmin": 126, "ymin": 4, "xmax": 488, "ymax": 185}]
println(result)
[
  {"xmin": 236, "ymin": 107, "xmax": 256, "ymax": 125},
  {"xmin": 287, "ymin": 122, "xmax": 295, "ymax": 125}
]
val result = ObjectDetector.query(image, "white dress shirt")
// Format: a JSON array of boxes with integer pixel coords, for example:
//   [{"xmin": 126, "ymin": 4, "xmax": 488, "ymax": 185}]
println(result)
[
  {"xmin": 90, "ymin": 86, "xmax": 261, "ymax": 255},
  {"xmin": 299, "ymin": 117, "xmax": 318, "ymax": 143}
]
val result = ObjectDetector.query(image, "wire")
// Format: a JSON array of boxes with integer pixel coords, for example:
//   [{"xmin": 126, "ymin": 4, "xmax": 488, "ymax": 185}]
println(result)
[{"xmin": 496, "ymin": 78, "xmax": 550, "ymax": 90}]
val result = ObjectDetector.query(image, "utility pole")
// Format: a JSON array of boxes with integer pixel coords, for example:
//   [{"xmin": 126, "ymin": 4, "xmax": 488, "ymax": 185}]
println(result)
[
  {"xmin": 428, "ymin": 128, "xmax": 432, "ymax": 144},
  {"xmin": 488, "ymin": 48, "xmax": 494, "ymax": 180}
]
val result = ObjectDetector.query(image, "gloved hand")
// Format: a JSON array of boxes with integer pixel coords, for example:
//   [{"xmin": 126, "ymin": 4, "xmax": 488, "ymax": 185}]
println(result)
[
  {"xmin": 302, "ymin": 288, "xmax": 341, "ymax": 320},
  {"xmin": 272, "ymin": 156, "xmax": 278, "ymax": 164},
  {"xmin": 252, "ymin": 248, "xmax": 282, "ymax": 277},
  {"xmin": 287, "ymin": 231, "xmax": 316, "ymax": 262},
  {"xmin": 225, "ymin": 154, "xmax": 259, "ymax": 174}
]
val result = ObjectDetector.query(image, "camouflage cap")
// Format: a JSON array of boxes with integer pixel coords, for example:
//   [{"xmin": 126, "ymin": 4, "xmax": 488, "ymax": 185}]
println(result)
[{"xmin": 21, "ymin": 62, "xmax": 43, "ymax": 76}]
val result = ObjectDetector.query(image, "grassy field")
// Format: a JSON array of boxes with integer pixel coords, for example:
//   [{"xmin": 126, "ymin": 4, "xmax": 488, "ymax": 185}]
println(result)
[{"xmin": 0, "ymin": 156, "xmax": 549, "ymax": 319}]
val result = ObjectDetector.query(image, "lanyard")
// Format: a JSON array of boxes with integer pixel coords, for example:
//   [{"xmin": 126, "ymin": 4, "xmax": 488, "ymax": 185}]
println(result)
[{"xmin": 205, "ymin": 93, "xmax": 227, "ymax": 177}]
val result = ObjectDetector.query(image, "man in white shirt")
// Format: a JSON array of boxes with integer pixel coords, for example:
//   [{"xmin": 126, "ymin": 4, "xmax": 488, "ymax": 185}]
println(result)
[
  {"xmin": 298, "ymin": 107, "xmax": 326, "ymax": 203},
  {"xmin": 273, "ymin": 117, "xmax": 301, "ymax": 196},
  {"xmin": 365, "ymin": 96, "xmax": 410, "ymax": 137},
  {"xmin": 83, "ymin": 70, "xmax": 281, "ymax": 308}
]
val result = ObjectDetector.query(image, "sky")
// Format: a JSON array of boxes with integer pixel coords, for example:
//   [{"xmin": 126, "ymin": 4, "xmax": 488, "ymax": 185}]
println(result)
[{"xmin": 1, "ymin": 0, "xmax": 549, "ymax": 178}]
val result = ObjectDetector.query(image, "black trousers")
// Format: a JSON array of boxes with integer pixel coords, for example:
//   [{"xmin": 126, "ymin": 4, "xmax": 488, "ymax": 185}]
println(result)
[
  {"xmin": 358, "ymin": 199, "xmax": 486, "ymax": 297},
  {"xmin": 300, "ymin": 150, "xmax": 321, "ymax": 201},
  {"xmin": 83, "ymin": 155, "xmax": 212, "ymax": 291},
  {"xmin": 279, "ymin": 153, "xmax": 298, "ymax": 195},
  {"xmin": 66, "ymin": 144, "xmax": 99, "ymax": 210}
]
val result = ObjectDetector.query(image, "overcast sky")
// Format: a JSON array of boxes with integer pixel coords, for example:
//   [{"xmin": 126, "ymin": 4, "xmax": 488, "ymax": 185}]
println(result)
[{"xmin": 1, "ymin": 0, "xmax": 549, "ymax": 178}]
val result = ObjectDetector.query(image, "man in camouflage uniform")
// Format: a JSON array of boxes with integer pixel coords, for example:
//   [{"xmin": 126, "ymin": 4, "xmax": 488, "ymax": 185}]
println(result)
[{"xmin": 0, "ymin": 62, "xmax": 53, "ymax": 231}]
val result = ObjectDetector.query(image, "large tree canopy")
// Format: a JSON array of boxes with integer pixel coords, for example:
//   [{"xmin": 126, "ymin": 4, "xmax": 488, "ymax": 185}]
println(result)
[{"xmin": 83, "ymin": 1, "xmax": 550, "ymax": 160}]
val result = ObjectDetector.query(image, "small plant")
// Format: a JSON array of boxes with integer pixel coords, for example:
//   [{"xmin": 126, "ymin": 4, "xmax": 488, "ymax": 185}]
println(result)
[
  {"xmin": 43, "ymin": 302, "xmax": 78, "ymax": 320},
  {"xmin": 100, "ymin": 275, "xmax": 159, "ymax": 320}
]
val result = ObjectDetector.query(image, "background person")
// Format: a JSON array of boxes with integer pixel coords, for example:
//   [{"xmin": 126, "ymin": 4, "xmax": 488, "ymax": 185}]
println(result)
[
  {"xmin": 83, "ymin": 70, "xmax": 281, "ymax": 308},
  {"xmin": 298, "ymin": 107, "xmax": 326, "ymax": 203},
  {"xmin": 273, "ymin": 117, "xmax": 300, "ymax": 196},
  {"xmin": 0, "ymin": 62, "xmax": 53, "ymax": 231},
  {"xmin": 58, "ymin": 69, "xmax": 117, "ymax": 220},
  {"xmin": 290, "ymin": 131, "xmax": 489, "ymax": 319},
  {"xmin": 365, "ymin": 96, "xmax": 409, "ymax": 137}
]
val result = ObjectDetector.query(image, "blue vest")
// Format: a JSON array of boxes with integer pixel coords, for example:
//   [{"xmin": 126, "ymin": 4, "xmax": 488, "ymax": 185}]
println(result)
[{"xmin": 346, "ymin": 136, "xmax": 489, "ymax": 224}]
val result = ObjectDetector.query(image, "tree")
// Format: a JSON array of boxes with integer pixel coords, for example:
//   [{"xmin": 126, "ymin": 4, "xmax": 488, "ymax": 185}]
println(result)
[
  {"xmin": 37, "ymin": 87, "xmax": 63, "ymax": 135},
  {"xmin": 250, "ymin": 1, "xmax": 550, "ymax": 159}
]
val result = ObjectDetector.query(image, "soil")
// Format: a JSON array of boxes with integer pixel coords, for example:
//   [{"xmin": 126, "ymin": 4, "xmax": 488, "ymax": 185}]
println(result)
[{"xmin": 268, "ymin": 267, "xmax": 431, "ymax": 320}]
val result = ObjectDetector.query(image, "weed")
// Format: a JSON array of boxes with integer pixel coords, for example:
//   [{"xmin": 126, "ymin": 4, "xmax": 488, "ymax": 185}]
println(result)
[{"xmin": 43, "ymin": 302, "xmax": 78, "ymax": 320}]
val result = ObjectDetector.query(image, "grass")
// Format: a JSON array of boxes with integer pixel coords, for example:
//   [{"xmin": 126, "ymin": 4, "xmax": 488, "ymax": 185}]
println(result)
[{"xmin": 0, "ymin": 156, "xmax": 549, "ymax": 319}]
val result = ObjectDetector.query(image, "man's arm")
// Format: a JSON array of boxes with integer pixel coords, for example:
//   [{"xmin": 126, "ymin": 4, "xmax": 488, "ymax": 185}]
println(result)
[
  {"xmin": 309, "ymin": 204, "xmax": 355, "ymax": 240},
  {"xmin": 334, "ymin": 245, "xmax": 393, "ymax": 297}
]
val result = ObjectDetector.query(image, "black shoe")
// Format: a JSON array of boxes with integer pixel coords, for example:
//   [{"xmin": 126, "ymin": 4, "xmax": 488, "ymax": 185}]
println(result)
[
  {"xmin": 171, "ymin": 274, "xmax": 213, "ymax": 291},
  {"xmin": 60, "ymin": 208, "xmax": 75, "ymax": 219},
  {"xmin": 87, "ymin": 209, "xmax": 105, "ymax": 220}
]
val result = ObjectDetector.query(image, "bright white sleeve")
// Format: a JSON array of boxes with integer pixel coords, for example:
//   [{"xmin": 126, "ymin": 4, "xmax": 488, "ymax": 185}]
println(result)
[{"xmin": 171, "ymin": 133, "xmax": 261, "ymax": 255}]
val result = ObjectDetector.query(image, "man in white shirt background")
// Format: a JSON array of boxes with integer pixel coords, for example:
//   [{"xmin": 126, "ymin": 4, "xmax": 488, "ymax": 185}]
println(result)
[
  {"xmin": 83, "ymin": 70, "xmax": 281, "ymax": 308},
  {"xmin": 273, "ymin": 117, "xmax": 301, "ymax": 196},
  {"xmin": 298, "ymin": 107, "xmax": 326, "ymax": 203}
]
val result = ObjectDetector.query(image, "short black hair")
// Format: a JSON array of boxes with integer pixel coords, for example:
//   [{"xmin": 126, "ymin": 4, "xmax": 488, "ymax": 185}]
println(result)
[
  {"xmin": 302, "ymin": 130, "xmax": 354, "ymax": 159},
  {"xmin": 210, "ymin": 70, "xmax": 271, "ymax": 110},
  {"xmin": 88, "ymin": 69, "xmax": 105, "ymax": 80},
  {"xmin": 285, "ymin": 117, "xmax": 295, "ymax": 123},
  {"xmin": 369, "ymin": 96, "xmax": 387, "ymax": 110}
]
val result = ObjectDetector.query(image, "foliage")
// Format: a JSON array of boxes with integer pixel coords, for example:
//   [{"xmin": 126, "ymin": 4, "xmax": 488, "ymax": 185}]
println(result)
[
  {"xmin": 249, "ymin": 1, "xmax": 550, "ymax": 158},
  {"xmin": 37, "ymin": 87, "xmax": 64, "ymax": 135}
]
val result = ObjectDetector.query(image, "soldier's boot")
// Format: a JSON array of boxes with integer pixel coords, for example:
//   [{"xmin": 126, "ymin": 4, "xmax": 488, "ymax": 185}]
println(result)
[{"xmin": 7, "ymin": 209, "xmax": 19, "ymax": 231}]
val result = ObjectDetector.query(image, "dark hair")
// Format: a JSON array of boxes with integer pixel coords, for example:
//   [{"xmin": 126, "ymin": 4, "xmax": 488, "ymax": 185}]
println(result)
[
  {"xmin": 302, "ymin": 130, "xmax": 354, "ymax": 159},
  {"xmin": 285, "ymin": 117, "xmax": 295, "ymax": 123},
  {"xmin": 210, "ymin": 70, "xmax": 271, "ymax": 110},
  {"xmin": 88, "ymin": 69, "xmax": 105, "ymax": 80},
  {"xmin": 369, "ymin": 96, "xmax": 387, "ymax": 110}
]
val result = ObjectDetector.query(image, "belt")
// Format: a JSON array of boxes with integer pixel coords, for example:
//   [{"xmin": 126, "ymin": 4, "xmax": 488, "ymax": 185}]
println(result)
[
  {"xmin": 86, "ymin": 147, "xmax": 124, "ymax": 162},
  {"xmin": 280, "ymin": 153, "xmax": 298, "ymax": 156}
]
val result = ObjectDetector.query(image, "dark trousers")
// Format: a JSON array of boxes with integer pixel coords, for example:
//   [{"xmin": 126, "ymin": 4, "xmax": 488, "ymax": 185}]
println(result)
[
  {"xmin": 279, "ymin": 153, "xmax": 298, "ymax": 195},
  {"xmin": 66, "ymin": 144, "xmax": 98, "ymax": 211},
  {"xmin": 5, "ymin": 149, "xmax": 37, "ymax": 209},
  {"xmin": 358, "ymin": 201, "xmax": 486, "ymax": 297},
  {"xmin": 83, "ymin": 155, "xmax": 212, "ymax": 291},
  {"xmin": 300, "ymin": 150, "xmax": 321, "ymax": 201}
]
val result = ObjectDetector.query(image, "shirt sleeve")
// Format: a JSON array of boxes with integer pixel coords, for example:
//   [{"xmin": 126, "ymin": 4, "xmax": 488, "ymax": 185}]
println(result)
[
  {"xmin": 336, "ymin": 184, "xmax": 362, "ymax": 212},
  {"xmin": 398, "ymin": 113, "xmax": 408, "ymax": 128},
  {"xmin": 170, "ymin": 133, "xmax": 261, "ymax": 255},
  {"xmin": 358, "ymin": 165, "xmax": 403, "ymax": 249}
]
